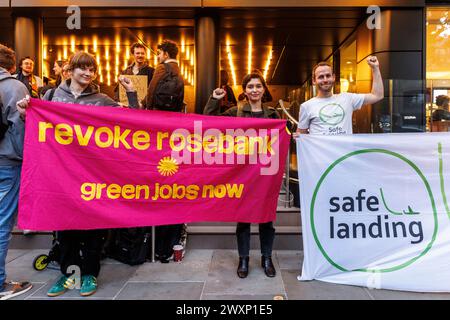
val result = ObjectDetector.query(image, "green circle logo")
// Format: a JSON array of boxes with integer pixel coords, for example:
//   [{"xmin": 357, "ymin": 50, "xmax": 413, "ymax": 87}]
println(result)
[
  {"xmin": 310, "ymin": 149, "xmax": 438, "ymax": 273},
  {"xmin": 319, "ymin": 103, "xmax": 345, "ymax": 125}
]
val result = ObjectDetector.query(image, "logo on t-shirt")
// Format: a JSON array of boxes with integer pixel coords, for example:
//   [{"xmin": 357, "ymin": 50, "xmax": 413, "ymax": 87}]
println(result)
[{"xmin": 319, "ymin": 103, "xmax": 345, "ymax": 126}]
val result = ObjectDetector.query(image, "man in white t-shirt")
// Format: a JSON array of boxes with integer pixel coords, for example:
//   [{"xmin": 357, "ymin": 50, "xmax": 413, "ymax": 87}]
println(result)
[{"xmin": 297, "ymin": 56, "xmax": 384, "ymax": 135}]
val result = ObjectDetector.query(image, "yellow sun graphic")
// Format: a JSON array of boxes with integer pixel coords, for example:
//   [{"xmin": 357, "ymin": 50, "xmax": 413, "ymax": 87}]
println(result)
[{"xmin": 157, "ymin": 157, "xmax": 179, "ymax": 176}]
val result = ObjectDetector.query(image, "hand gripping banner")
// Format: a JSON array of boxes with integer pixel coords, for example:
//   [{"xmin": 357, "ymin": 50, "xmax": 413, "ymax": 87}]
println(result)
[
  {"xmin": 18, "ymin": 99, "xmax": 289, "ymax": 230},
  {"xmin": 297, "ymin": 133, "xmax": 450, "ymax": 292}
]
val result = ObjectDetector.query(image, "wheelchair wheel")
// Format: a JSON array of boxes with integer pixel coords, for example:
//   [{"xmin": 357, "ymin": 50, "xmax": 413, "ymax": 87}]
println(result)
[{"xmin": 33, "ymin": 254, "xmax": 49, "ymax": 271}]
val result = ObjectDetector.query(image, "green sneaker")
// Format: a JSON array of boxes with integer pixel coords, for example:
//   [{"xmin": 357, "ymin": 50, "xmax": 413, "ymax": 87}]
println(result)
[
  {"xmin": 47, "ymin": 276, "xmax": 69, "ymax": 297},
  {"xmin": 80, "ymin": 275, "xmax": 97, "ymax": 297}
]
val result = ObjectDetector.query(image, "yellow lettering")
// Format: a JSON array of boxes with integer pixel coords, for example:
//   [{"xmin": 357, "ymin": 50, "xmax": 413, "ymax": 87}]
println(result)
[
  {"xmin": 187, "ymin": 134, "xmax": 202, "ymax": 153},
  {"xmin": 218, "ymin": 134, "xmax": 234, "ymax": 154},
  {"xmin": 132, "ymin": 131, "xmax": 150, "ymax": 150},
  {"xmin": 234, "ymin": 136, "xmax": 248, "ymax": 155},
  {"xmin": 74, "ymin": 125, "xmax": 94, "ymax": 146},
  {"xmin": 114, "ymin": 126, "xmax": 131, "ymax": 149},
  {"xmin": 95, "ymin": 183, "xmax": 107, "ymax": 199},
  {"xmin": 157, "ymin": 132, "xmax": 169, "ymax": 150},
  {"xmin": 214, "ymin": 184, "xmax": 227, "ymax": 198},
  {"xmin": 203, "ymin": 135, "xmax": 218, "ymax": 153},
  {"xmin": 186, "ymin": 185, "xmax": 200, "ymax": 200},
  {"xmin": 135, "ymin": 185, "xmax": 150, "ymax": 199},
  {"xmin": 94, "ymin": 127, "xmax": 114, "ymax": 148},
  {"xmin": 38, "ymin": 122, "xmax": 54, "ymax": 142},
  {"xmin": 226, "ymin": 184, "xmax": 245, "ymax": 198},
  {"xmin": 80, "ymin": 183, "xmax": 96, "ymax": 201},
  {"xmin": 122, "ymin": 184, "xmax": 135, "ymax": 200},
  {"xmin": 121, "ymin": 184, "xmax": 135, "ymax": 199},
  {"xmin": 54, "ymin": 123, "xmax": 73, "ymax": 145},
  {"xmin": 159, "ymin": 185, "xmax": 173, "ymax": 199},
  {"xmin": 249, "ymin": 136, "xmax": 264, "ymax": 154},
  {"xmin": 202, "ymin": 185, "xmax": 214, "ymax": 198},
  {"xmin": 266, "ymin": 135, "xmax": 277, "ymax": 155},
  {"xmin": 170, "ymin": 133, "xmax": 185, "ymax": 152},
  {"xmin": 106, "ymin": 184, "xmax": 121, "ymax": 199}
]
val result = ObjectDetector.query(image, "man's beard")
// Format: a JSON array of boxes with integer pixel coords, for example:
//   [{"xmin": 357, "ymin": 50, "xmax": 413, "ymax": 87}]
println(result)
[{"xmin": 319, "ymin": 83, "xmax": 333, "ymax": 92}]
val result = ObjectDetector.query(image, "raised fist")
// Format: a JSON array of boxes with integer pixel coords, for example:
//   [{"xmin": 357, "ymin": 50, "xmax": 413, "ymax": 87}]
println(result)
[{"xmin": 212, "ymin": 88, "xmax": 226, "ymax": 100}]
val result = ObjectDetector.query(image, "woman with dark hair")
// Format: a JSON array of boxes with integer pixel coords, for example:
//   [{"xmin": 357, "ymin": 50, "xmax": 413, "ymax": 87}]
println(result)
[
  {"xmin": 219, "ymin": 70, "xmax": 237, "ymax": 112},
  {"xmin": 204, "ymin": 71, "xmax": 280, "ymax": 279},
  {"xmin": 39, "ymin": 60, "xmax": 69, "ymax": 98},
  {"xmin": 237, "ymin": 70, "xmax": 273, "ymax": 104},
  {"xmin": 53, "ymin": 60, "xmax": 69, "ymax": 87}
]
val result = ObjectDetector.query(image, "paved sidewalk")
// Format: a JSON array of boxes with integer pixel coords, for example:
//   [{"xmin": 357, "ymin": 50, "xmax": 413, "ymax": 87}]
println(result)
[{"xmin": 5, "ymin": 249, "xmax": 450, "ymax": 300}]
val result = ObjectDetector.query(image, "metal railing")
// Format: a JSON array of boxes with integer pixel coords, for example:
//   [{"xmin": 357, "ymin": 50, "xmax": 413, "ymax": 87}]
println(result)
[{"xmin": 277, "ymin": 99, "xmax": 299, "ymax": 208}]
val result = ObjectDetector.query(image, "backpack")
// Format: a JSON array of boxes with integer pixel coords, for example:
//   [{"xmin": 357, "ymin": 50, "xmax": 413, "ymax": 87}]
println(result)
[
  {"xmin": 0, "ymin": 76, "xmax": 20, "ymax": 140},
  {"xmin": 105, "ymin": 227, "xmax": 152, "ymax": 265},
  {"xmin": 153, "ymin": 63, "xmax": 184, "ymax": 112}
]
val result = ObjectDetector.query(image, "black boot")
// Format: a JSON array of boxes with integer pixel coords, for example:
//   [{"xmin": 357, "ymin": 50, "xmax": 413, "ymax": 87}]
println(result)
[
  {"xmin": 261, "ymin": 256, "xmax": 276, "ymax": 277},
  {"xmin": 237, "ymin": 256, "xmax": 249, "ymax": 278}
]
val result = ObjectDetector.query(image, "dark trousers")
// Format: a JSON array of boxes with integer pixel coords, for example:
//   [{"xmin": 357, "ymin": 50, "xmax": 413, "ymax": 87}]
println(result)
[
  {"xmin": 155, "ymin": 224, "xmax": 183, "ymax": 258},
  {"xmin": 236, "ymin": 222, "xmax": 275, "ymax": 257},
  {"xmin": 58, "ymin": 229, "xmax": 108, "ymax": 277}
]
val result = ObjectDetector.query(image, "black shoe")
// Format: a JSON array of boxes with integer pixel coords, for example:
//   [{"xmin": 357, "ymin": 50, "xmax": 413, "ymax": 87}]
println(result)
[
  {"xmin": 237, "ymin": 256, "xmax": 249, "ymax": 278},
  {"xmin": 158, "ymin": 254, "xmax": 170, "ymax": 263},
  {"xmin": 261, "ymin": 256, "xmax": 276, "ymax": 277}
]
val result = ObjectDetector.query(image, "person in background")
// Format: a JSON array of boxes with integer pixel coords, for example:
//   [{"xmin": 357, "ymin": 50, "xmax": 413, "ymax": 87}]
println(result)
[
  {"xmin": 114, "ymin": 42, "xmax": 155, "ymax": 103},
  {"xmin": 142, "ymin": 39, "xmax": 187, "ymax": 262},
  {"xmin": 39, "ymin": 60, "xmax": 69, "ymax": 98},
  {"xmin": 14, "ymin": 56, "xmax": 43, "ymax": 98},
  {"xmin": 432, "ymin": 95, "xmax": 450, "ymax": 121},
  {"xmin": 53, "ymin": 60, "xmax": 69, "ymax": 87},
  {"xmin": 219, "ymin": 70, "xmax": 237, "ymax": 113}
]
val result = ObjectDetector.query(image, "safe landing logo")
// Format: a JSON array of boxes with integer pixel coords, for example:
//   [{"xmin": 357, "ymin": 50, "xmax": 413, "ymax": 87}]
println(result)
[
  {"xmin": 310, "ymin": 148, "xmax": 439, "ymax": 273},
  {"xmin": 319, "ymin": 103, "xmax": 345, "ymax": 126}
]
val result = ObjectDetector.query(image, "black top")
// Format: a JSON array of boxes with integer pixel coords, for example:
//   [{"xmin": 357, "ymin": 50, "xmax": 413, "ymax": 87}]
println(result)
[{"xmin": 432, "ymin": 109, "xmax": 450, "ymax": 121}]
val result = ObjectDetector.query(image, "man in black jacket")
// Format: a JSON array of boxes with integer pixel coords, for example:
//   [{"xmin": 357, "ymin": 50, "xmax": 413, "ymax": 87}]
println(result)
[{"xmin": 114, "ymin": 42, "xmax": 154, "ymax": 102}]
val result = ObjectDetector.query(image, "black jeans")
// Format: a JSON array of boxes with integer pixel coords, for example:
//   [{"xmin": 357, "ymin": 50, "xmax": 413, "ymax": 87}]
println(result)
[
  {"xmin": 155, "ymin": 224, "xmax": 184, "ymax": 258},
  {"xmin": 236, "ymin": 222, "xmax": 275, "ymax": 257},
  {"xmin": 58, "ymin": 229, "xmax": 108, "ymax": 277}
]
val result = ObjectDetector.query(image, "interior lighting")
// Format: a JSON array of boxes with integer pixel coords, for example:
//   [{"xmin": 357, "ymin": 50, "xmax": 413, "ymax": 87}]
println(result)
[
  {"xmin": 263, "ymin": 48, "xmax": 273, "ymax": 80},
  {"xmin": 247, "ymin": 36, "xmax": 252, "ymax": 74}
]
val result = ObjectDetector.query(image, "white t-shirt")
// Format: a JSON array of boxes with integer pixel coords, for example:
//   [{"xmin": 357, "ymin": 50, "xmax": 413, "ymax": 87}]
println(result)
[{"xmin": 298, "ymin": 93, "xmax": 365, "ymax": 135}]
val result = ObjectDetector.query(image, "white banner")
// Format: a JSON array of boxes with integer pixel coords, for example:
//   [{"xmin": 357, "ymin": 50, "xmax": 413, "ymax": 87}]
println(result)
[{"xmin": 297, "ymin": 133, "xmax": 450, "ymax": 292}]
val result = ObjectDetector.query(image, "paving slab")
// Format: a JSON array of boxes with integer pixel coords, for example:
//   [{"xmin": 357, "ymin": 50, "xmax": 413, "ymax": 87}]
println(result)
[
  {"xmin": 130, "ymin": 250, "xmax": 213, "ymax": 282},
  {"xmin": 203, "ymin": 250, "xmax": 286, "ymax": 296},
  {"xmin": 5, "ymin": 249, "xmax": 61, "ymax": 282},
  {"xmin": 5, "ymin": 249, "xmax": 28, "ymax": 264},
  {"xmin": 115, "ymin": 281, "xmax": 204, "ymax": 300},
  {"xmin": 281, "ymin": 270, "xmax": 371, "ymax": 300},
  {"xmin": 367, "ymin": 288, "xmax": 450, "ymax": 300},
  {"xmin": 26, "ymin": 297, "xmax": 111, "ymax": 300},
  {"xmin": 9, "ymin": 282, "xmax": 47, "ymax": 300},
  {"xmin": 275, "ymin": 250, "xmax": 303, "ymax": 270},
  {"xmin": 202, "ymin": 294, "xmax": 287, "ymax": 300},
  {"xmin": 29, "ymin": 263, "xmax": 139, "ymax": 299}
]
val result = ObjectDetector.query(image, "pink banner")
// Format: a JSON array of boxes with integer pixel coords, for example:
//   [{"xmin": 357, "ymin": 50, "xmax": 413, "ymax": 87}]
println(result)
[{"xmin": 18, "ymin": 99, "xmax": 289, "ymax": 230}]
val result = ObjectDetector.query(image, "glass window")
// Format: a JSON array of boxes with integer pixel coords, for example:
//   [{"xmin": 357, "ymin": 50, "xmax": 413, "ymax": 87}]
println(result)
[{"xmin": 426, "ymin": 7, "xmax": 450, "ymax": 132}]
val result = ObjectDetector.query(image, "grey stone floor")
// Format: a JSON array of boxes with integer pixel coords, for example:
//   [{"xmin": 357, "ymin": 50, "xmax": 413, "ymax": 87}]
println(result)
[{"xmin": 5, "ymin": 249, "xmax": 450, "ymax": 300}]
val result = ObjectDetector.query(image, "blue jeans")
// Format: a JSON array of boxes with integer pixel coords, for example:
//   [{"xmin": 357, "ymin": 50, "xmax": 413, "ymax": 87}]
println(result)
[{"xmin": 0, "ymin": 165, "xmax": 21, "ymax": 288}]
